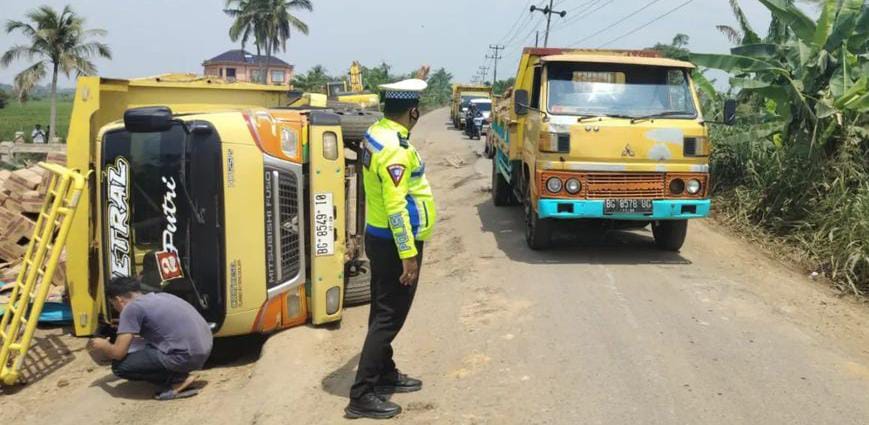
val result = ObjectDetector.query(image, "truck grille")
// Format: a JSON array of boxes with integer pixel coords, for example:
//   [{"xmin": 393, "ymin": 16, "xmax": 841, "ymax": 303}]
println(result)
[
  {"xmin": 585, "ymin": 173, "xmax": 665, "ymax": 199},
  {"xmin": 264, "ymin": 168, "xmax": 303, "ymax": 288},
  {"xmin": 277, "ymin": 172, "xmax": 301, "ymax": 280}
]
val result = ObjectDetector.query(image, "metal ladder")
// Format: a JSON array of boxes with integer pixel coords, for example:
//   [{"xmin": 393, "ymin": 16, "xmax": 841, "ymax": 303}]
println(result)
[{"xmin": 0, "ymin": 163, "xmax": 85, "ymax": 385}]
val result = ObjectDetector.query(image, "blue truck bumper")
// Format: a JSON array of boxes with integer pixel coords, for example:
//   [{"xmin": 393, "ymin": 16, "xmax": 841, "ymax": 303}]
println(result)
[{"xmin": 537, "ymin": 199, "xmax": 711, "ymax": 220}]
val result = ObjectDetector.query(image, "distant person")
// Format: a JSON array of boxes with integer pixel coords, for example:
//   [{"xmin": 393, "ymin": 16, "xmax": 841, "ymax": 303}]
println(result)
[
  {"xmin": 31, "ymin": 124, "xmax": 45, "ymax": 144},
  {"xmin": 86, "ymin": 276, "xmax": 213, "ymax": 400}
]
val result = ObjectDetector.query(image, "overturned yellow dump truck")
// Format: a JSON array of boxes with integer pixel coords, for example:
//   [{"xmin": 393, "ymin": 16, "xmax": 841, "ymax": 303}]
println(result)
[{"xmin": 65, "ymin": 74, "xmax": 377, "ymax": 337}]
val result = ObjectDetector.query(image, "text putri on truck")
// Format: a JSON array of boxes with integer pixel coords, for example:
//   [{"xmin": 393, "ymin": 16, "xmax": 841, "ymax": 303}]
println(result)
[{"xmin": 65, "ymin": 74, "xmax": 379, "ymax": 337}]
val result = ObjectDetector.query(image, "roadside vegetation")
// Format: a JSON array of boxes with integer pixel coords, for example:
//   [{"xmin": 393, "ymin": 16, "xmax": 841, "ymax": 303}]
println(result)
[
  {"xmin": 1, "ymin": 5, "xmax": 110, "ymax": 142},
  {"xmin": 292, "ymin": 63, "xmax": 455, "ymax": 112},
  {"xmin": 658, "ymin": 0, "xmax": 867, "ymax": 293},
  {"xmin": 0, "ymin": 97, "xmax": 73, "ymax": 142}
]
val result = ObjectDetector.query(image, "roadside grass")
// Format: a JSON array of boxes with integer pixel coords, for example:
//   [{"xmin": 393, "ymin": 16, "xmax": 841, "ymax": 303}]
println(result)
[
  {"xmin": 0, "ymin": 99, "xmax": 73, "ymax": 142},
  {"xmin": 710, "ymin": 125, "xmax": 869, "ymax": 295}
]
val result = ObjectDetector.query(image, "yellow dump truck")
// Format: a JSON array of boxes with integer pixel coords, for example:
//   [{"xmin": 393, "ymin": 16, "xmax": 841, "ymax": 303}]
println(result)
[
  {"xmin": 65, "ymin": 74, "xmax": 377, "ymax": 337},
  {"xmin": 488, "ymin": 48, "xmax": 735, "ymax": 250},
  {"xmin": 450, "ymin": 84, "xmax": 492, "ymax": 130}
]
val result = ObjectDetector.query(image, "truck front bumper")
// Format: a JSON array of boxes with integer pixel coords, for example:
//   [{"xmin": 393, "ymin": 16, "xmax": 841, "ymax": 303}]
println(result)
[{"xmin": 537, "ymin": 199, "xmax": 710, "ymax": 220}]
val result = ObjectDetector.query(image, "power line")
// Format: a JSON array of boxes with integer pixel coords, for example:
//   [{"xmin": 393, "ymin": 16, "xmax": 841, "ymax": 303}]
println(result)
[
  {"xmin": 597, "ymin": 0, "xmax": 696, "ymax": 47},
  {"xmin": 567, "ymin": 0, "xmax": 665, "ymax": 46},
  {"xmin": 553, "ymin": 0, "xmax": 613, "ymax": 34},
  {"xmin": 497, "ymin": 0, "xmax": 536, "ymax": 45},
  {"xmin": 487, "ymin": 44, "xmax": 505, "ymax": 83},
  {"xmin": 503, "ymin": 13, "xmax": 535, "ymax": 47},
  {"xmin": 530, "ymin": 0, "xmax": 568, "ymax": 47}
]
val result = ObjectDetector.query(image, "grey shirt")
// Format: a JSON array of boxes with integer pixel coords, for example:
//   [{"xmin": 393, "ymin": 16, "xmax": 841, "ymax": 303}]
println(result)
[{"xmin": 117, "ymin": 292, "xmax": 213, "ymax": 372}]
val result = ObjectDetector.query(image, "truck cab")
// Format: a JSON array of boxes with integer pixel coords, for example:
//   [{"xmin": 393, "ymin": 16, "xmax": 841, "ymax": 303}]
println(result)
[
  {"xmin": 451, "ymin": 85, "xmax": 492, "ymax": 130},
  {"xmin": 65, "ymin": 74, "xmax": 373, "ymax": 337},
  {"xmin": 490, "ymin": 48, "xmax": 722, "ymax": 251}
]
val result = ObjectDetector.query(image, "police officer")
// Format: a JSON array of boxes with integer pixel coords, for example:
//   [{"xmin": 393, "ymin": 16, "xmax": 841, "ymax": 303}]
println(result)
[{"xmin": 345, "ymin": 79, "xmax": 437, "ymax": 419}]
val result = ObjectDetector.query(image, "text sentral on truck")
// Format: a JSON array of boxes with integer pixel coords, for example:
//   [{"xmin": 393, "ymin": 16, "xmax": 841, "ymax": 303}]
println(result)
[
  {"xmin": 65, "ymin": 74, "xmax": 374, "ymax": 337},
  {"xmin": 488, "ymin": 48, "xmax": 735, "ymax": 250}
]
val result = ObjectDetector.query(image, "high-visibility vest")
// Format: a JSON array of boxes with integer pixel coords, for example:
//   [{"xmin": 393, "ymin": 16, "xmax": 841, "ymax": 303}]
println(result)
[{"xmin": 362, "ymin": 118, "xmax": 436, "ymax": 259}]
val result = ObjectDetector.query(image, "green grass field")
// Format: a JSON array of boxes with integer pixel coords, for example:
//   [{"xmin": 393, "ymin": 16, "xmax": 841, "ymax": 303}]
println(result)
[{"xmin": 0, "ymin": 99, "xmax": 73, "ymax": 142}]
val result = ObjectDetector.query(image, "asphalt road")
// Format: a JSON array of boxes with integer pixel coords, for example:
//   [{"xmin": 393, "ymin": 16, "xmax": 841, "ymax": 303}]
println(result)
[{"xmin": 4, "ymin": 108, "xmax": 869, "ymax": 425}]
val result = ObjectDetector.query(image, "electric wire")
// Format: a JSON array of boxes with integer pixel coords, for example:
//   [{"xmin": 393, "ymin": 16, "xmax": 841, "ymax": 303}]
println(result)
[
  {"xmin": 567, "ymin": 0, "xmax": 666, "ymax": 46},
  {"xmin": 596, "ymin": 0, "xmax": 696, "ymax": 47}
]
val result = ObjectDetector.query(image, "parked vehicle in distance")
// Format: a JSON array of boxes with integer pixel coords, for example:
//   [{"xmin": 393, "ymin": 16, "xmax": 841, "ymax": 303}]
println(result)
[
  {"xmin": 450, "ymin": 84, "xmax": 492, "ymax": 130},
  {"xmin": 488, "ymin": 48, "xmax": 735, "ymax": 251}
]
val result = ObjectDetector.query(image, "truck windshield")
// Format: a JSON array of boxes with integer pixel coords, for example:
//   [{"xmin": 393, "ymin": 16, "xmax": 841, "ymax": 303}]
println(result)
[
  {"xmin": 546, "ymin": 63, "xmax": 697, "ymax": 118},
  {"xmin": 101, "ymin": 122, "xmax": 225, "ymax": 325},
  {"xmin": 473, "ymin": 102, "xmax": 492, "ymax": 112}
]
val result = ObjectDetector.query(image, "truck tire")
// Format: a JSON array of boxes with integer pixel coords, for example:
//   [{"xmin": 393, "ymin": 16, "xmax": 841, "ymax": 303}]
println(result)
[
  {"xmin": 652, "ymin": 220, "xmax": 688, "ymax": 251},
  {"xmin": 524, "ymin": 190, "xmax": 552, "ymax": 250},
  {"xmin": 336, "ymin": 110, "xmax": 382, "ymax": 143},
  {"xmin": 492, "ymin": 159, "xmax": 516, "ymax": 207},
  {"xmin": 344, "ymin": 261, "xmax": 371, "ymax": 306}
]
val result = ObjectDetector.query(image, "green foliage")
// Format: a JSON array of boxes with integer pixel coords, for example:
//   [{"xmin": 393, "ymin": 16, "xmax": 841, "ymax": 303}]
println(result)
[
  {"xmin": 0, "ymin": 98, "xmax": 73, "ymax": 142},
  {"xmin": 2, "ymin": 5, "xmax": 110, "ymax": 140},
  {"xmin": 291, "ymin": 64, "xmax": 334, "ymax": 93},
  {"xmin": 492, "ymin": 78, "xmax": 515, "ymax": 96},
  {"xmin": 224, "ymin": 0, "xmax": 312, "ymax": 70},
  {"xmin": 419, "ymin": 68, "xmax": 453, "ymax": 112},
  {"xmin": 0, "ymin": 89, "xmax": 8, "ymax": 109},
  {"xmin": 696, "ymin": 0, "xmax": 869, "ymax": 293}
]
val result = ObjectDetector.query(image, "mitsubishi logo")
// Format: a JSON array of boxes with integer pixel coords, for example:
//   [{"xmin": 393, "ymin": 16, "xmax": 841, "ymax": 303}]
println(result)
[
  {"xmin": 621, "ymin": 144, "xmax": 636, "ymax": 157},
  {"xmin": 282, "ymin": 215, "xmax": 299, "ymax": 235}
]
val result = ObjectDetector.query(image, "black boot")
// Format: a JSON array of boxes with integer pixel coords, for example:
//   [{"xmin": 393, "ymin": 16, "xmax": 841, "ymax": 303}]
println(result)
[
  {"xmin": 345, "ymin": 393, "xmax": 402, "ymax": 419},
  {"xmin": 375, "ymin": 370, "xmax": 422, "ymax": 394}
]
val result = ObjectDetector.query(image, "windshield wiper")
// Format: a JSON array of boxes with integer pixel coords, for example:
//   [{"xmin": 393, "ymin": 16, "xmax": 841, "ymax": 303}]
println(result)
[
  {"xmin": 629, "ymin": 111, "xmax": 691, "ymax": 124},
  {"xmin": 576, "ymin": 113, "xmax": 634, "ymax": 122}
]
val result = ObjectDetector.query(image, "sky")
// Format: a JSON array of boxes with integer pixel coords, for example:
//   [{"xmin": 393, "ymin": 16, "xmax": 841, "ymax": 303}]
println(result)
[{"xmin": 0, "ymin": 0, "xmax": 821, "ymax": 88}]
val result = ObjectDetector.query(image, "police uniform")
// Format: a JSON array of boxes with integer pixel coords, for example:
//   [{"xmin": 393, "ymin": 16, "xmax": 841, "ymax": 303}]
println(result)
[{"xmin": 350, "ymin": 79, "xmax": 436, "ymax": 401}]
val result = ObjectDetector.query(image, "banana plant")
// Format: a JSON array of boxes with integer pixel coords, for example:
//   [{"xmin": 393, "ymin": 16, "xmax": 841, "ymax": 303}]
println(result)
[{"xmin": 691, "ymin": 0, "xmax": 867, "ymax": 150}]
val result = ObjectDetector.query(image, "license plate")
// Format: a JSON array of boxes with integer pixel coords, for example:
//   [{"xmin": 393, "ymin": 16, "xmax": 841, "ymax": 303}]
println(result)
[
  {"xmin": 604, "ymin": 199, "xmax": 653, "ymax": 215},
  {"xmin": 313, "ymin": 192, "xmax": 335, "ymax": 256}
]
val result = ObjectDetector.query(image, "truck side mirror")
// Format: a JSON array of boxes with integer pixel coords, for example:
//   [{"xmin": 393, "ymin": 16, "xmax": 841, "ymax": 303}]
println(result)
[
  {"xmin": 124, "ymin": 106, "xmax": 174, "ymax": 133},
  {"xmin": 514, "ymin": 89, "xmax": 529, "ymax": 116},
  {"xmin": 723, "ymin": 99, "xmax": 737, "ymax": 126}
]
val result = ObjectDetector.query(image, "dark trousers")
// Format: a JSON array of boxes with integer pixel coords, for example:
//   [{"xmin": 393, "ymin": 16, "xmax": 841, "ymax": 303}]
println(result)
[
  {"xmin": 350, "ymin": 235, "xmax": 424, "ymax": 399},
  {"xmin": 112, "ymin": 346, "xmax": 187, "ymax": 387}
]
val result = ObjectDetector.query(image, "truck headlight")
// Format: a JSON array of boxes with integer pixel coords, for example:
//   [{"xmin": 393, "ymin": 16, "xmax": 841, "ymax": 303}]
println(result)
[
  {"xmin": 326, "ymin": 286, "xmax": 341, "ymax": 315},
  {"xmin": 323, "ymin": 131, "xmax": 339, "ymax": 160},
  {"xmin": 540, "ymin": 133, "xmax": 569, "ymax": 153},
  {"xmin": 669, "ymin": 178, "xmax": 685, "ymax": 194},
  {"xmin": 565, "ymin": 178, "xmax": 581, "ymax": 194},
  {"xmin": 281, "ymin": 127, "xmax": 299, "ymax": 159},
  {"xmin": 546, "ymin": 177, "xmax": 563, "ymax": 193},
  {"xmin": 686, "ymin": 179, "xmax": 702, "ymax": 194}
]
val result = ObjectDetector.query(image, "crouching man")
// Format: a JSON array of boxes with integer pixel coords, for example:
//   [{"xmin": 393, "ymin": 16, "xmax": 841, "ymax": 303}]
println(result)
[{"xmin": 87, "ymin": 277, "xmax": 213, "ymax": 400}]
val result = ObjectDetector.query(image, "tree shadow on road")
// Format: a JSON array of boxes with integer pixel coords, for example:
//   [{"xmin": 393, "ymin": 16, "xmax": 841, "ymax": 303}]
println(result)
[{"xmin": 476, "ymin": 200, "xmax": 692, "ymax": 266}]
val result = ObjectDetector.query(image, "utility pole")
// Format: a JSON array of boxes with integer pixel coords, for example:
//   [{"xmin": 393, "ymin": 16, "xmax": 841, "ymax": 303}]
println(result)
[
  {"xmin": 478, "ymin": 66, "xmax": 490, "ymax": 84},
  {"xmin": 530, "ymin": 0, "xmax": 567, "ymax": 48},
  {"xmin": 487, "ymin": 44, "xmax": 505, "ymax": 85},
  {"xmin": 535, "ymin": 31, "xmax": 539, "ymax": 47}
]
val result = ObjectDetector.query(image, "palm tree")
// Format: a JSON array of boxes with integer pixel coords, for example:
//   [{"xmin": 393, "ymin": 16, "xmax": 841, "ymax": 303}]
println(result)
[
  {"xmin": 225, "ymin": 0, "xmax": 311, "ymax": 83},
  {"xmin": 259, "ymin": 0, "xmax": 312, "ymax": 77},
  {"xmin": 2, "ymin": 5, "xmax": 111, "ymax": 141}
]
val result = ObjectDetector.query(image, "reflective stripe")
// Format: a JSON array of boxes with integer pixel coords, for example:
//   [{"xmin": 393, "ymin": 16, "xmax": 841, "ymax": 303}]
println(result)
[
  {"xmin": 411, "ymin": 164, "xmax": 425, "ymax": 178},
  {"xmin": 406, "ymin": 195, "xmax": 420, "ymax": 235},
  {"xmin": 364, "ymin": 133, "xmax": 384, "ymax": 151},
  {"xmin": 366, "ymin": 224, "xmax": 393, "ymax": 239}
]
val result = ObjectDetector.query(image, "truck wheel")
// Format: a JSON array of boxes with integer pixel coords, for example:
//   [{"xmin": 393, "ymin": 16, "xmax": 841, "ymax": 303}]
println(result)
[
  {"xmin": 524, "ymin": 191, "xmax": 552, "ymax": 250},
  {"xmin": 336, "ymin": 110, "xmax": 382, "ymax": 144},
  {"xmin": 344, "ymin": 261, "xmax": 371, "ymax": 306},
  {"xmin": 492, "ymin": 160, "xmax": 515, "ymax": 207},
  {"xmin": 652, "ymin": 220, "xmax": 688, "ymax": 251}
]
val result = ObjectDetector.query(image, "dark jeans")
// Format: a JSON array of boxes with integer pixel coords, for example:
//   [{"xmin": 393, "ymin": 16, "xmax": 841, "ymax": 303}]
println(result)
[
  {"xmin": 349, "ymin": 235, "xmax": 424, "ymax": 399},
  {"xmin": 112, "ymin": 346, "xmax": 187, "ymax": 387}
]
